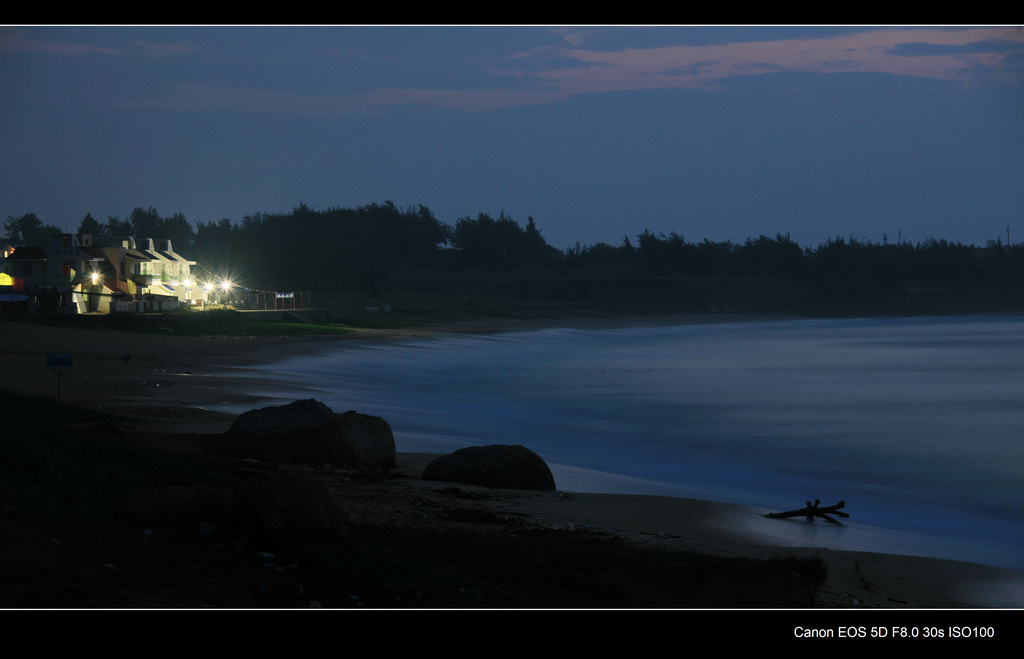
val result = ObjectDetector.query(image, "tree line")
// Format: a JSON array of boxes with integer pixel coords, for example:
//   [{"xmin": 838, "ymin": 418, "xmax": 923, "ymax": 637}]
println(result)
[
  {"xmin": 564, "ymin": 230, "xmax": 1024, "ymax": 315},
  {"xmin": 3, "ymin": 207, "xmax": 195, "ymax": 254},
  {"xmin": 4, "ymin": 202, "xmax": 562, "ymax": 291},
  {"xmin": 5, "ymin": 202, "xmax": 1023, "ymax": 315}
]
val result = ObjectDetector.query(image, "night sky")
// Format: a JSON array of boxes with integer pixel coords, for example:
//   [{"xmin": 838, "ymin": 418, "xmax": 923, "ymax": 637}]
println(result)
[{"xmin": 2, "ymin": 25, "xmax": 1022, "ymax": 250}]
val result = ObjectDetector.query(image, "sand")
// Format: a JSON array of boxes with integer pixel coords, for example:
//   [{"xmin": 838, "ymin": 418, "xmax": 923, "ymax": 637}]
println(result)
[{"xmin": 3, "ymin": 315, "xmax": 1022, "ymax": 609}]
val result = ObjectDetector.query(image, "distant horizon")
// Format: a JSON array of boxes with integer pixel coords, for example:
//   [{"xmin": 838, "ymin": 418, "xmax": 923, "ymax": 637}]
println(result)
[{"xmin": 4, "ymin": 201, "xmax": 1019, "ymax": 252}]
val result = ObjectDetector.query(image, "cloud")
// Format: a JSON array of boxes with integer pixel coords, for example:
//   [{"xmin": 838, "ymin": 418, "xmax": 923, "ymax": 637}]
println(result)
[
  {"xmin": 116, "ymin": 81, "xmax": 570, "ymax": 117},
  {"xmin": 0, "ymin": 27, "xmax": 199, "ymax": 58},
  {"xmin": 29, "ymin": 26, "xmax": 1021, "ymax": 118},
  {"xmin": 527, "ymin": 27, "xmax": 1024, "ymax": 95},
  {"xmin": 0, "ymin": 27, "xmax": 120, "ymax": 56},
  {"xmin": 126, "ymin": 40, "xmax": 200, "ymax": 58}
]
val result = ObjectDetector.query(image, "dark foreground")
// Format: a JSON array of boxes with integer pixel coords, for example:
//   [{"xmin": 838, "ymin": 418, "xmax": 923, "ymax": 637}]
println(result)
[{"xmin": 0, "ymin": 392, "xmax": 825, "ymax": 609}]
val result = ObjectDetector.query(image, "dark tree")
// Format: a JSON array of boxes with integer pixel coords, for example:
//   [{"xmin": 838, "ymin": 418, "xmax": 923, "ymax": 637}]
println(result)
[
  {"xmin": 451, "ymin": 211, "xmax": 557, "ymax": 269},
  {"xmin": 76, "ymin": 213, "xmax": 104, "ymax": 239},
  {"xmin": 3, "ymin": 213, "xmax": 62, "ymax": 245}
]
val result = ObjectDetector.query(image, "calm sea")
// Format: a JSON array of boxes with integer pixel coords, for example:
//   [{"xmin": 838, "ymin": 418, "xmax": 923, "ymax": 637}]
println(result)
[{"xmin": 211, "ymin": 315, "xmax": 1024, "ymax": 570}]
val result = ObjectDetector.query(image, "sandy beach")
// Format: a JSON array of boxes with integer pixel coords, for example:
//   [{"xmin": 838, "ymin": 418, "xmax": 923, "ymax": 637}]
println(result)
[{"xmin": 3, "ymin": 315, "xmax": 1023, "ymax": 609}]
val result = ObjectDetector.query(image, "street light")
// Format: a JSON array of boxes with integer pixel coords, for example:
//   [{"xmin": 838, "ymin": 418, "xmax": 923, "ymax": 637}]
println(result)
[
  {"xmin": 202, "ymin": 282, "xmax": 214, "ymax": 307},
  {"xmin": 207, "ymin": 279, "xmax": 232, "ymax": 307}
]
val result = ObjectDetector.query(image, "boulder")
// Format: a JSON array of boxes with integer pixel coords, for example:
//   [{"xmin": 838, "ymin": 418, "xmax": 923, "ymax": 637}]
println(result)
[
  {"xmin": 234, "ymin": 469, "xmax": 346, "ymax": 543},
  {"xmin": 421, "ymin": 444, "xmax": 556, "ymax": 491},
  {"xmin": 230, "ymin": 399, "xmax": 336, "ymax": 436},
  {"xmin": 220, "ymin": 399, "xmax": 396, "ymax": 469},
  {"xmin": 124, "ymin": 470, "xmax": 347, "ymax": 543},
  {"xmin": 125, "ymin": 485, "xmax": 237, "ymax": 530}
]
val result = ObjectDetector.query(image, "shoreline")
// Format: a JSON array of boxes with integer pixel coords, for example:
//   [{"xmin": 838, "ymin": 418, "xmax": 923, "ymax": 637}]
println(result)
[{"xmin": 3, "ymin": 313, "xmax": 1023, "ymax": 608}]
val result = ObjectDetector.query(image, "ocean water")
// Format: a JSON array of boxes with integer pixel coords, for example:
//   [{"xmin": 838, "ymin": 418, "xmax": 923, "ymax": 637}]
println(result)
[{"xmin": 210, "ymin": 315, "xmax": 1024, "ymax": 570}]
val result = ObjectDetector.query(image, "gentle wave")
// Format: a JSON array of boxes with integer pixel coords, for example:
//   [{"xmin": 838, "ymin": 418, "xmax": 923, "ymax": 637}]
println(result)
[{"xmin": 213, "ymin": 315, "xmax": 1024, "ymax": 569}]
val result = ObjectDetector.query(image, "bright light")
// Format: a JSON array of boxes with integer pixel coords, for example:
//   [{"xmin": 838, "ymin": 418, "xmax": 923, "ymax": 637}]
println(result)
[
  {"xmin": 90, "ymin": 272, "xmax": 100, "ymax": 285},
  {"xmin": 220, "ymin": 280, "xmax": 232, "ymax": 292}
]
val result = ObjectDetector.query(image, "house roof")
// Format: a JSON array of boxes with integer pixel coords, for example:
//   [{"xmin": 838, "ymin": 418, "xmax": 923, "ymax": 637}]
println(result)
[
  {"xmin": 139, "ymin": 248, "xmax": 190, "ymax": 264},
  {"xmin": 79, "ymin": 245, "xmax": 110, "ymax": 261},
  {"xmin": 5, "ymin": 246, "xmax": 48, "ymax": 261}
]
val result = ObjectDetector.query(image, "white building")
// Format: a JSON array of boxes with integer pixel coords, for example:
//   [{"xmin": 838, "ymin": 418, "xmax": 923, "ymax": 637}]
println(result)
[{"xmin": 133, "ymin": 237, "xmax": 205, "ymax": 305}]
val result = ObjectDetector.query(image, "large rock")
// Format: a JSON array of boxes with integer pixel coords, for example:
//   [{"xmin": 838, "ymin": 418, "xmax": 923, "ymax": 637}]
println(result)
[
  {"xmin": 219, "ymin": 399, "xmax": 396, "ymax": 469},
  {"xmin": 421, "ymin": 444, "xmax": 556, "ymax": 491},
  {"xmin": 234, "ymin": 469, "xmax": 347, "ymax": 543},
  {"xmin": 125, "ymin": 485, "xmax": 237, "ymax": 530},
  {"xmin": 124, "ymin": 470, "xmax": 347, "ymax": 543},
  {"xmin": 231, "ymin": 399, "xmax": 336, "ymax": 435}
]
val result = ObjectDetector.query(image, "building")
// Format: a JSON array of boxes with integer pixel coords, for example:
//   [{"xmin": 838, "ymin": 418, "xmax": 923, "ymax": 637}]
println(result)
[
  {"xmin": 0, "ymin": 233, "xmax": 207, "ymax": 314},
  {"xmin": 1, "ymin": 233, "xmax": 104, "ymax": 313},
  {"xmin": 0, "ymin": 241, "xmax": 30, "ymax": 309},
  {"xmin": 131, "ymin": 237, "xmax": 205, "ymax": 307}
]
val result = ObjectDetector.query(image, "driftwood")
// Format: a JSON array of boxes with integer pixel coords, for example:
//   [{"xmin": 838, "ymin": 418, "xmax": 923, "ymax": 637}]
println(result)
[{"xmin": 765, "ymin": 499, "xmax": 849, "ymax": 526}]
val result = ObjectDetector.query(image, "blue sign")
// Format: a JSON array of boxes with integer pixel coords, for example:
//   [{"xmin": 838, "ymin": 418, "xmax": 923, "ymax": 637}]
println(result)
[{"xmin": 47, "ymin": 353, "xmax": 72, "ymax": 369}]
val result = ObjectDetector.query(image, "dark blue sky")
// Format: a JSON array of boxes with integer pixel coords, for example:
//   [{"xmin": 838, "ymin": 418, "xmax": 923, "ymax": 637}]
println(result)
[{"xmin": 2, "ymin": 25, "xmax": 1022, "ymax": 250}]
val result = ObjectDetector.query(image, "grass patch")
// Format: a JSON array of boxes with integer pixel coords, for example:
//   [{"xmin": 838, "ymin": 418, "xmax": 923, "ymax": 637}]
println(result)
[{"xmin": 0, "ymin": 309, "xmax": 362, "ymax": 337}]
